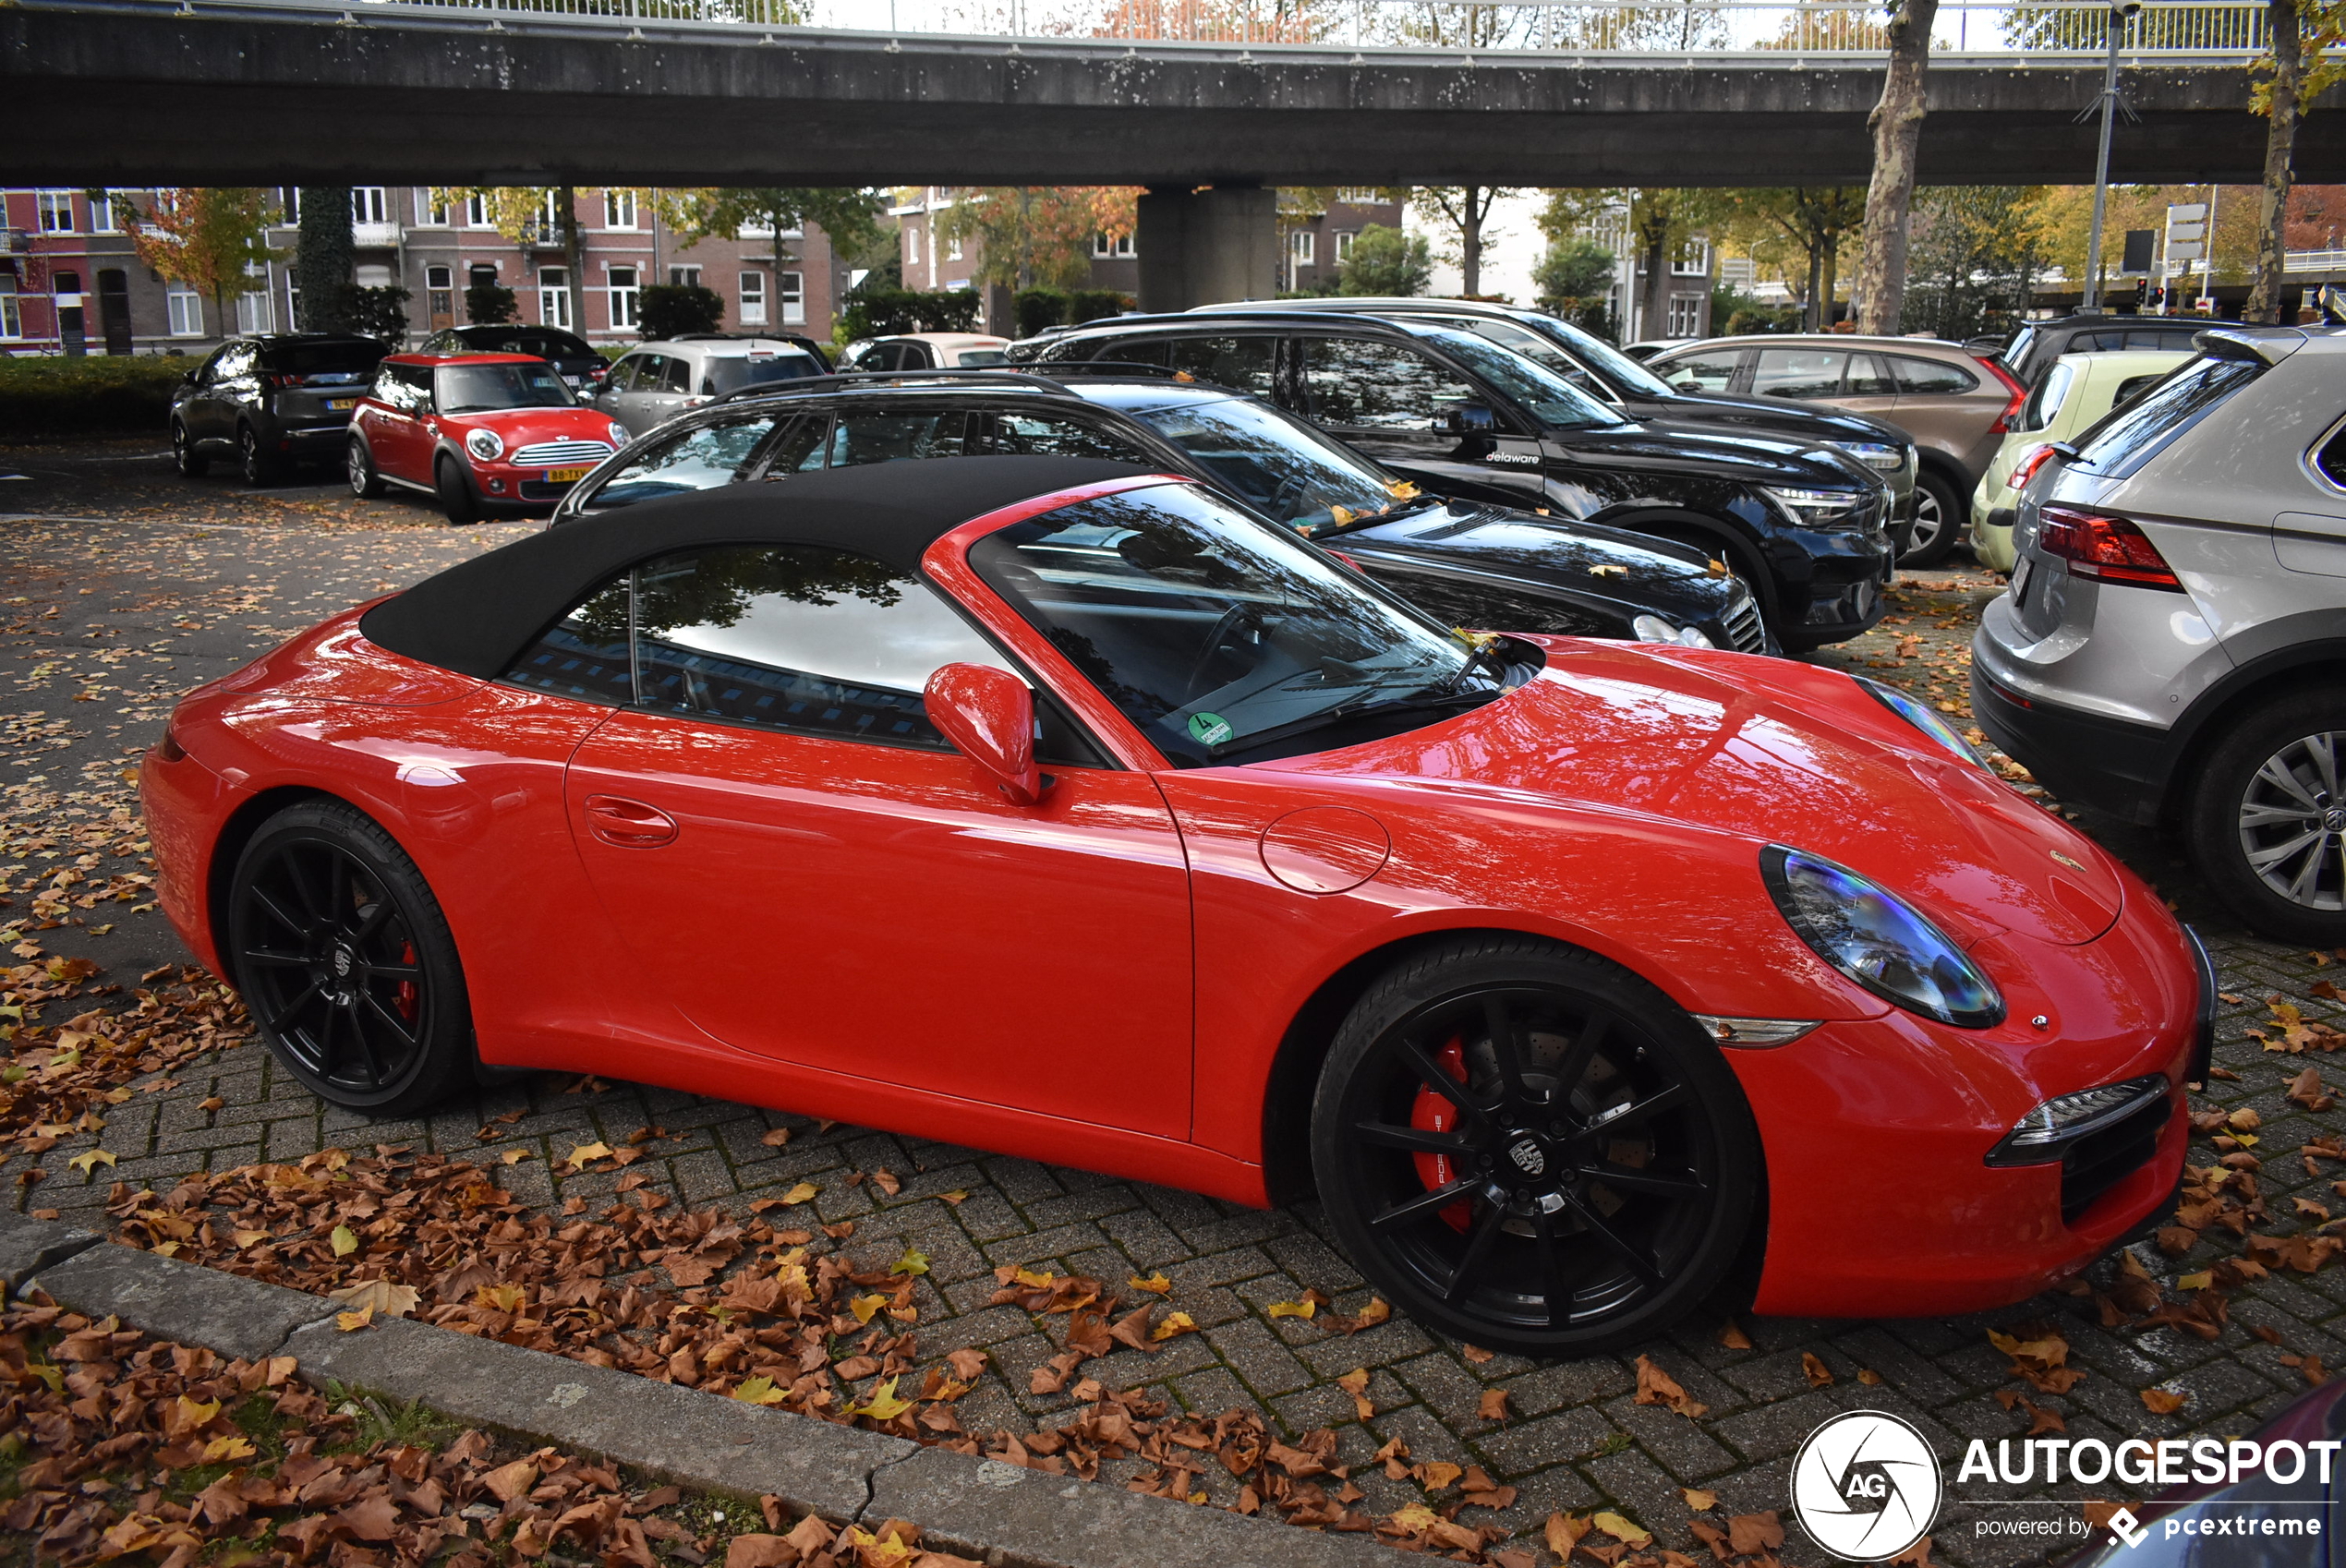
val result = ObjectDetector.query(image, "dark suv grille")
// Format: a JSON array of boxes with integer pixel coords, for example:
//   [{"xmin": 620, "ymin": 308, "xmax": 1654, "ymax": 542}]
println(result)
[
  {"xmin": 2060, "ymin": 1094, "xmax": 2173, "ymax": 1224},
  {"xmin": 1720, "ymin": 594, "xmax": 1767, "ymax": 653}
]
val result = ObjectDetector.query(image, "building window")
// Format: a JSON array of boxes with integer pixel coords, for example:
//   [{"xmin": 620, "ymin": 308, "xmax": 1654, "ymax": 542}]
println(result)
[
  {"xmin": 1337, "ymin": 187, "xmax": 1383, "ymax": 205},
  {"xmin": 669, "ymin": 265, "xmax": 702, "ymax": 288},
  {"xmin": 35, "ymin": 191, "xmax": 74, "ymax": 234},
  {"xmin": 739, "ymin": 271, "xmax": 767, "ymax": 326},
  {"xmin": 1667, "ymin": 296, "xmax": 1703, "ymax": 338},
  {"xmin": 1335, "ymin": 230, "xmax": 1358, "ymax": 260},
  {"xmin": 352, "ymin": 187, "xmax": 388, "ymax": 226},
  {"xmin": 426, "ymin": 263, "xmax": 453, "ymax": 324},
  {"xmin": 466, "ymin": 195, "xmax": 490, "ymax": 228},
  {"xmin": 0, "ymin": 295, "xmax": 18, "ymax": 342},
  {"xmin": 607, "ymin": 189, "xmax": 638, "ymax": 230},
  {"xmin": 417, "ymin": 192, "xmax": 449, "ymax": 225},
  {"xmin": 279, "ymin": 187, "xmax": 301, "ymax": 223},
  {"xmin": 166, "ymin": 283, "xmax": 204, "ymax": 337},
  {"xmin": 541, "ymin": 266, "xmax": 573, "ymax": 331},
  {"xmin": 778, "ymin": 271, "xmax": 804, "ymax": 326},
  {"xmin": 608, "ymin": 266, "xmax": 639, "ymax": 330},
  {"xmin": 1671, "ymin": 238, "xmax": 1711, "ymax": 277},
  {"xmin": 91, "ymin": 193, "xmax": 128, "ymax": 235},
  {"xmin": 236, "ymin": 261, "xmax": 272, "ymax": 333},
  {"xmin": 1092, "ymin": 232, "xmax": 1136, "ymax": 259},
  {"xmin": 947, "ymin": 234, "xmax": 963, "ymax": 261},
  {"xmin": 1290, "ymin": 230, "xmax": 1315, "ymax": 266},
  {"xmin": 907, "ymin": 224, "xmax": 922, "ymax": 266},
  {"xmin": 538, "ymin": 190, "xmax": 563, "ymax": 234}
]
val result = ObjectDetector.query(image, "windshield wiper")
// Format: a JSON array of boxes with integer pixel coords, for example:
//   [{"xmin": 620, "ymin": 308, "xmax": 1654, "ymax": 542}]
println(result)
[{"xmin": 1205, "ymin": 683, "xmax": 1498, "ymax": 760}]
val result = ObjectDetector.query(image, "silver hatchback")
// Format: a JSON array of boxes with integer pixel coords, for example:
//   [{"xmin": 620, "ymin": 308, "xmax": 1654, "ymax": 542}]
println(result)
[{"xmin": 1972, "ymin": 327, "xmax": 2346, "ymax": 944}]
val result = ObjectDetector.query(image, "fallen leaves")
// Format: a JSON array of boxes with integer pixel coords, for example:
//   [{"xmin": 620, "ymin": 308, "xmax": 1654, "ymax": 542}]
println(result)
[
  {"xmin": 1989, "ymin": 1324, "xmax": 2086, "ymax": 1393},
  {"xmin": 2140, "ymin": 1386, "xmax": 2188, "ymax": 1414},
  {"xmin": 1633, "ymin": 1355, "xmax": 1707, "ymax": 1419},
  {"xmin": 1128, "ymin": 1272, "xmax": 1172, "ymax": 1296},
  {"xmin": 324, "ymin": 1277, "xmax": 420, "ymax": 1319},
  {"xmin": 2290, "ymin": 1067, "xmax": 2338, "ymax": 1113},
  {"xmin": 1801, "ymin": 1352, "xmax": 1833, "ymax": 1388},
  {"xmin": 1476, "ymin": 1387, "xmax": 1511, "ymax": 1423}
]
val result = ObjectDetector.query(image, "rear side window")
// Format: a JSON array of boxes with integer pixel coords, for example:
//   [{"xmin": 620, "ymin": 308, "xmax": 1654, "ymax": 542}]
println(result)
[
  {"xmin": 2017, "ymin": 362, "xmax": 2074, "ymax": 432},
  {"xmin": 2073, "ymin": 355, "xmax": 2262, "ymax": 478},
  {"xmin": 660, "ymin": 358, "xmax": 695, "ymax": 393},
  {"xmin": 2313, "ymin": 424, "xmax": 2346, "ymax": 489},
  {"xmin": 1844, "ymin": 354, "xmax": 1896, "ymax": 396},
  {"xmin": 966, "ymin": 411, "xmax": 1152, "ymax": 462},
  {"xmin": 1751, "ymin": 347, "xmax": 1850, "ymax": 399},
  {"xmin": 821, "ymin": 411, "xmax": 967, "ymax": 467},
  {"xmin": 1165, "ymin": 337, "xmax": 1278, "ymax": 397},
  {"xmin": 704, "ymin": 355, "xmax": 822, "ymax": 395},
  {"xmin": 587, "ymin": 416, "xmax": 790, "ymax": 508},
  {"xmin": 1660, "ymin": 348, "xmax": 1744, "ymax": 393},
  {"xmin": 1300, "ymin": 338, "xmax": 1479, "ymax": 427},
  {"xmin": 1892, "ymin": 356, "xmax": 1978, "ymax": 395}
]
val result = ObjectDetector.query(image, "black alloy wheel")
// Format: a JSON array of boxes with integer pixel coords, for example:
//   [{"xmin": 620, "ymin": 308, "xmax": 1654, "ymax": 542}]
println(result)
[
  {"xmin": 435, "ymin": 455, "xmax": 482, "ymax": 526},
  {"xmin": 2192, "ymin": 690, "xmax": 2346, "ymax": 946},
  {"xmin": 171, "ymin": 420, "xmax": 209, "ymax": 478},
  {"xmin": 1898, "ymin": 472, "xmax": 1962, "ymax": 569},
  {"xmin": 348, "ymin": 438, "xmax": 385, "ymax": 499},
  {"xmin": 238, "ymin": 425, "xmax": 279, "ymax": 488},
  {"xmin": 1312, "ymin": 936, "xmax": 1760, "ymax": 1356},
  {"xmin": 228, "ymin": 801, "xmax": 476, "ymax": 1115}
]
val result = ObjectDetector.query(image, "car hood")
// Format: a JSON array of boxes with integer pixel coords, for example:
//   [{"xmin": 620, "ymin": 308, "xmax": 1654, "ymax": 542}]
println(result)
[
  {"xmin": 1254, "ymin": 638, "xmax": 2129, "ymax": 948},
  {"xmin": 1550, "ymin": 420, "xmax": 1877, "ymax": 490},
  {"xmin": 1333, "ymin": 502, "xmax": 1738, "ymax": 623},
  {"xmin": 447, "ymin": 407, "xmax": 617, "ymax": 438},
  {"xmin": 1628, "ymin": 391, "xmax": 1910, "ymax": 448}
]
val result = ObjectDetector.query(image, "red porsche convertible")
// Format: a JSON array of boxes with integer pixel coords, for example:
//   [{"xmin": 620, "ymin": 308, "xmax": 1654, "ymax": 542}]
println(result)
[{"xmin": 141, "ymin": 456, "xmax": 2207, "ymax": 1355}]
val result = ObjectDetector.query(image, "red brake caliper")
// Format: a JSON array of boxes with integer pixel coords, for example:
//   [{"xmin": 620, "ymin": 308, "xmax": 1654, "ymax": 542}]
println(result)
[
  {"xmin": 394, "ymin": 940, "xmax": 418, "ymax": 1021},
  {"xmin": 1409, "ymin": 1035, "xmax": 1473, "ymax": 1233}
]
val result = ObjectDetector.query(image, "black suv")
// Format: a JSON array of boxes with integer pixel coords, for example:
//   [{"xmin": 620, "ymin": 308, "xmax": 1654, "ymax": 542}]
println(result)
[
  {"xmin": 418, "ymin": 324, "xmax": 607, "ymax": 389},
  {"xmin": 1189, "ymin": 296, "xmax": 1921, "ymax": 551},
  {"xmin": 169, "ymin": 333, "xmax": 388, "ymax": 486},
  {"xmin": 1029, "ymin": 312, "xmax": 1894, "ymax": 649},
  {"xmin": 551, "ymin": 369, "xmax": 1774, "ymax": 655},
  {"xmin": 1988, "ymin": 312, "xmax": 2210, "ymax": 390}
]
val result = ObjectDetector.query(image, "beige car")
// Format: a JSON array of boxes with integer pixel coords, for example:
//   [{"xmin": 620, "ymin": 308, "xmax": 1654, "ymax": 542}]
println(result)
[
  {"xmin": 1967, "ymin": 349, "xmax": 2194, "ymax": 573},
  {"xmin": 839, "ymin": 332, "xmax": 1012, "ymax": 371},
  {"xmin": 1646, "ymin": 332, "xmax": 2026, "ymax": 567}
]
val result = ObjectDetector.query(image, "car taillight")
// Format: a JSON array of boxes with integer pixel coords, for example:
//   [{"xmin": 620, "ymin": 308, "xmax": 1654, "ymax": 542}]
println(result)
[
  {"xmin": 1978, "ymin": 354, "xmax": 2028, "ymax": 431},
  {"xmin": 2005, "ymin": 443, "xmax": 2058, "ymax": 490},
  {"xmin": 2036, "ymin": 503, "xmax": 2183, "ymax": 591}
]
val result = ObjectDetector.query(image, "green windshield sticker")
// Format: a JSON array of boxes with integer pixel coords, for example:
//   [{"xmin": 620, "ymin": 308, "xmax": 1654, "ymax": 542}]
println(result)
[{"xmin": 1188, "ymin": 712, "xmax": 1234, "ymax": 747}]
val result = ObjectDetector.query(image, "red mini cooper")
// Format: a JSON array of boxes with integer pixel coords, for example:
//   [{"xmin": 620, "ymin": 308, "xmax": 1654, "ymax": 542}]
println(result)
[
  {"xmin": 144, "ymin": 455, "xmax": 2208, "ymax": 1356},
  {"xmin": 347, "ymin": 353, "xmax": 631, "ymax": 525}
]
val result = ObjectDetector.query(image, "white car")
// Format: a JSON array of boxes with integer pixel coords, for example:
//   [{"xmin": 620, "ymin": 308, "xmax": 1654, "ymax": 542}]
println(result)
[
  {"xmin": 593, "ymin": 336, "xmax": 828, "ymax": 437},
  {"xmin": 1969, "ymin": 348, "xmax": 2193, "ymax": 572},
  {"xmin": 839, "ymin": 332, "xmax": 1013, "ymax": 371}
]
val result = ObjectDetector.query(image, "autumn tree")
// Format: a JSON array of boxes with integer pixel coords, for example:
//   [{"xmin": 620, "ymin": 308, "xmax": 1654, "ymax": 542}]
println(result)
[
  {"xmin": 2246, "ymin": 0, "xmax": 2346, "ymax": 320},
  {"xmin": 666, "ymin": 188, "xmax": 889, "ymax": 308},
  {"xmin": 1412, "ymin": 186, "xmax": 1521, "ymax": 297},
  {"xmin": 1714, "ymin": 187, "xmax": 1867, "ymax": 330},
  {"xmin": 431, "ymin": 187, "xmax": 589, "ymax": 328},
  {"xmin": 126, "ymin": 188, "xmax": 278, "ymax": 341},
  {"xmin": 933, "ymin": 187, "xmax": 1141, "ymax": 293},
  {"xmin": 1853, "ymin": 0, "xmax": 1941, "ymax": 333},
  {"xmin": 1542, "ymin": 189, "xmax": 1724, "ymax": 340}
]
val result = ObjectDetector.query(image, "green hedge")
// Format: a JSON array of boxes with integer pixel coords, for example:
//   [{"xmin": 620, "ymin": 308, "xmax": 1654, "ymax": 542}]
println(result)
[{"xmin": 0, "ymin": 355, "xmax": 193, "ymax": 437}]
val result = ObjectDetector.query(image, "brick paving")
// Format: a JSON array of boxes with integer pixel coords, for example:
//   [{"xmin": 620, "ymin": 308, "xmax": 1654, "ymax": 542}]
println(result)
[{"xmin": 4, "ymin": 455, "xmax": 2342, "ymax": 1566}]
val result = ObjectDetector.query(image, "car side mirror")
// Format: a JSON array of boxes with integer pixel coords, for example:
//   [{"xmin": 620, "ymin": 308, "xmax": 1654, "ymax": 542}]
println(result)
[
  {"xmin": 181, "ymin": 369, "xmax": 197, "ymax": 385},
  {"xmin": 1443, "ymin": 401, "xmax": 1499, "ymax": 434},
  {"xmin": 924, "ymin": 663, "xmax": 1046, "ymax": 806}
]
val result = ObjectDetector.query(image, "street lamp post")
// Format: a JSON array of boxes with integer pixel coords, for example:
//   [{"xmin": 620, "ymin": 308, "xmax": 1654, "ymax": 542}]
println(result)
[{"xmin": 2081, "ymin": 1, "xmax": 2142, "ymax": 312}]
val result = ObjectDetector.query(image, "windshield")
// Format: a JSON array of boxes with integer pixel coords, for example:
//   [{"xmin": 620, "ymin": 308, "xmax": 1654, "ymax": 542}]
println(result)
[
  {"xmin": 1502, "ymin": 314, "xmax": 1677, "ymax": 398},
  {"xmin": 459, "ymin": 329, "xmax": 588, "ymax": 361},
  {"xmin": 2070, "ymin": 354, "xmax": 2262, "ymax": 478},
  {"xmin": 957, "ymin": 348, "xmax": 1010, "ymax": 366},
  {"xmin": 968, "ymin": 482, "xmax": 1491, "ymax": 767},
  {"xmin": 704, "ymin": 355, "xmax": 825, "ymax": 395},
  {"xmin": 1129, "ymin": 396, "xmax": 1414, "ymax": 530},
  {"xmin": 263, "ymin": 341, "xmax": 384, "ymax": 379},
  {"xmin": 1419, "ymin": 329, "xmax": 1627, "ymax": 430},
  {"xmin": 437, "ymin": 362, "xmax": 574, "ymax": 414}
]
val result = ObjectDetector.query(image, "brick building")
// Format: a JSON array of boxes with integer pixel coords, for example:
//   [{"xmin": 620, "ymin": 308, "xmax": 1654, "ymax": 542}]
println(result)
[
  {"xmin": 1276, "ymin": 190, "xmax": 1409, "ymax": 295},
  {"xmin": 0, "ymin": 187, "xmax": 853, "ymax": 354}
]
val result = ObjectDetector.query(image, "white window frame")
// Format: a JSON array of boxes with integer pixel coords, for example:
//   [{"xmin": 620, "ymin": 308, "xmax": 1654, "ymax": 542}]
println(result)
[
  {"xmin": 738, "ymin": 271, "xmax": 767, "ymax": 327},
  {"xmin": 1671, "ymin": 238, "xmax": 1711, "ymax": 277},
  {"xmin": 90, "ymin": 192, "xmax": 127, "ymax": 235},
  {"xmin": 778, "ymin": 271, "xmax": 804, "ymax": 326},
  {"xmin": 1667, "ymin": 296, "xmax": 1704, "ymax": 338},
  {"xmin": 540, "ymin": 266, "xmax": 573, "ymax": 331},
  {"xmin": 1337, "ymin": 187, "xmax": 1383, "ymax": 206},
  {"xmin": 947, "ymin": 234, "xmax": 964, "ymax": 261},
  {"xmin": 35, "ymin": 191, "xmax": 74, "ymax": 234},
  {"xmin": 352, "ymin": 187, "xmax": 388, "ymax": 225},
  {"xmin": 0, "ymin": 295, "xmax": 19, "ymax": 342},
  {"xmin": 608, "ymin": 265, "xmax": 640, "ymax": 331},
  {"xmin": 417, "ymin": 192, "xmax": 450, "ymax": 226},
  {"xmin": 1290, "ymin": 230, "xmax": 1315, "ymax": 266},
  {"xmin": 907, "ymin": 224, "xmax": 922, "ymax": 265},
  {"xmin": 1092, "ymin": 232, "xmax": 1135, "ymax": 260},
  {"xmin": 280, "ymin": 187, "xmax": 301, "ymax": 223},
  {"xmin": 607, "ymin": 189, "xmax": 639, "ymax": 231},
  {"xmin": 1335, "ymin": 230, "xmax": 1358, "ymax": 260},
  {"xmin": 165, "ymin": 283, "xmax": 204, "ymax": 338},
  {"xmin": 466, "ymin": 195, "xmax": 490, "ymax": 228}
]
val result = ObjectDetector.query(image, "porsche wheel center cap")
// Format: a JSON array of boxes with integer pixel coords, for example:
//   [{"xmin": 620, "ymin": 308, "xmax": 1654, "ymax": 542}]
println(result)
[
  {"xmin": 331, "ymin": 947, "xmax": 355, "ymax": 980},
  {"xmin": 1504, "ymin": 1133, "xmax": 1550, "ymax": 1181}
]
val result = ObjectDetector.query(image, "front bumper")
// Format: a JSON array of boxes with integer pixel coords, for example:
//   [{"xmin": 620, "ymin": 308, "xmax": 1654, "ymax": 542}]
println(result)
[{"xmin": 1736, "ymin": 887, "xmax": 2199, "ymax": 1318}]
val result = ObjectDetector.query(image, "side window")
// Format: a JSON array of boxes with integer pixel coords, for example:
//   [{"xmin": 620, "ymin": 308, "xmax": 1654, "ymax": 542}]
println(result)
[
  {"xmin": 662, "ymin": 357, "xmax": 695, "ymax": 393},
  {"xmin": 1844, "ymin": 354, "xmax": 1895, "ymax": 396},
  {"xmin": 2314, "ymin": 425, "xmax": 2346, "ymax": 490},
  {"xmin": 1750, "ymin": 348, "xmax": 1849, "ymax": 399},
  {"xmin": 399, "ymin": 364, "xmax": 435, "ymax": 409},
  {"xmin": 1661, "ymin": 349, "xmax": 1744, "ymax": 393},
  {"xmin": 604, "ymin": 356, "xmax": 643, "ymax": 393},
  {"xmin": 901, "ymin": 342, "xmax": 937, "ymax": 370},
  {"xmin": 369, "ymin": 362, "xmax": 404, "ymax": 406},
  {"xmin": 1165, "ymin": 336, "xmax": 1276, "ymax": 398},
  {"xmin": 1300, "ymin": 339, "xmax": 1478, "ymax": 428},
  {"xmin": 196, "ymin": 346, "xmax": 231, "ymax": 386},
  {"xmin": 1892, "ymin": 356, "xmax": 1978, "ymax": 395},
  {"xmin": 588, "ymin": 416, "xmax": 787, "ymax": 508},
  {"xmin": 500, "ymin": 578, "xmax": 634, "ymax": 705},
  {"xmin": 217, "ymin": 342, "xmax": 259, "ymax": 381},
  {"xmin": 1079, "ymin": 338, "xmax": 1169, "ymax": 368},
  {"xmin": 967, "ymin": 412, "xmax": 1153, "ymax": 462},
  {"xmin": 823, "ymin": 411, "xmax": 967, "ymax": 468},
  {"xmin": 2017, "ymin": 362, "xmax": 2074, "ymax": 432},
  {"xmin": 764, "ymin": 416, "xmax": 833, "ymax": 475},
  {"xmin": 632, "ymin": 545, "xmax": 1006, "ymax": 750},
  {"xmin": 1460, "ymin": 320, "xmax": 1600, "ymax": 392}
]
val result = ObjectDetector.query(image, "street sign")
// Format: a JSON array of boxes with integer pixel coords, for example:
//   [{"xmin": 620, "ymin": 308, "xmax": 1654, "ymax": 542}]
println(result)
[
  {"xmin": 2122, "ymin": 229, "xmax": 2157, "ymax": 272},
  {"xmin": 2167, "ymin": 223, "xmax": 2206, "ymax": 243},
  {"xmin": 2167, "ymin": 202, "xmax": 2208, "ymax": 222},
  {"xmin": 2166, "ymin": 242, "xmax": 2207, "ymax": 260}
]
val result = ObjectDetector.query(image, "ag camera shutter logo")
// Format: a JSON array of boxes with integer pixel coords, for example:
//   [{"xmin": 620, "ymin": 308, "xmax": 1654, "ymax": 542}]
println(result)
[{"xmin": 1790, "ymin": 1410, "xmax": 1942, "ymax": 1562}]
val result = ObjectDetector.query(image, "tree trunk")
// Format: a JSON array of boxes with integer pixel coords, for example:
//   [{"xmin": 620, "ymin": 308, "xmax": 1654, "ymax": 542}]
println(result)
[
  {"xmin": 1804, "ymin": 238, "xmax": 1825, "ymax": 332},
  {"xmin": 1460, "ymin": 185, "xmax": 1484, "ymax": 296},
  {"xmin": 559, "ymin": 187, "xmax": 586, "ymax": 335},
  {"xmin": 1822, "ymin": 233, "xmax": 1842, "ymax": 326},
  {"xmin": 2248, "ymin": 0, "xmax": 2302, "ymax": 324},
  {"xmin": 1854, "ymin": 0, "xmax": 1940, "ymax": 334},
  {"xmin": 1641, "ymin": 221, "xmax": 1673, "ymax": 340}
]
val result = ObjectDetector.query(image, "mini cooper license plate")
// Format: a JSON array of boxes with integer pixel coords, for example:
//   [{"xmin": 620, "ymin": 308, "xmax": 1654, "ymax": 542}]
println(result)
[
  {"xmin": 542, "ymin": 465, "xmax": 592, "ymax": 484},
  {"xmin": 326, "ymin": 398, "xmax": 357, "ymax": 411}
]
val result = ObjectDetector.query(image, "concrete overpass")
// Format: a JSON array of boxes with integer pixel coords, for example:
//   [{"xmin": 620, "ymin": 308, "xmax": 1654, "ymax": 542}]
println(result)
[{"xmin": 8, "ymin": 0, "xmax": 2334, "ymax": 305}]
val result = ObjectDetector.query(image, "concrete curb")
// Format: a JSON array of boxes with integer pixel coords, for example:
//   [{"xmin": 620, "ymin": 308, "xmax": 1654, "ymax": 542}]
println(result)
[{"xmin": 1, "ymin": 1212, "xmax": 1405, "ymax": 1568}]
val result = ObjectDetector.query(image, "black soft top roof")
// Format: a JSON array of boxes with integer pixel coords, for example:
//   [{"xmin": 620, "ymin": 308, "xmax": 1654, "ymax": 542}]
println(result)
[{"xmin": 359, "ymin": 455, "xmax": 1164, "ymax": 680}]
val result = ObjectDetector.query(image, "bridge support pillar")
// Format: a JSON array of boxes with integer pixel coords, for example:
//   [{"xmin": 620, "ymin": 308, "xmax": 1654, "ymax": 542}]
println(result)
[{"xmin": 1136, "ymin": 186, "xmax": 1276, "ymax": 312}]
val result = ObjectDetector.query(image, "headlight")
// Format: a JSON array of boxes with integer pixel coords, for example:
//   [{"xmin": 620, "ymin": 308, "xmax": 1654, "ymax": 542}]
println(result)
[
  {"xmin": 1853, "ymin": 674, "xmax": 1990, "ymax": 772},
  {"xmin": 1761, "ymin": 485, "xmax": 1869, "ymax": 529},
  {"xmin": 1986, "ymin": 1075, "xmax": 2168, "ymax": 1164},
  {"xmin": 1632, "ymin": 614, "xmax": 1714, "ymax": 648},
  {"xmin": 465, "ymin": 428, "xmax": 503, "ymax": 462},
  {"xmin": 1832, "ymin": 440, "xmax": 1905, "ymax": 473},
  {"xmin": 608, "ymin": 421, "xmax": 632, "ymax": 448},
  {"xmin": 1761, "ymin": 845, "xmax": 2004, "ymax": 1028}
]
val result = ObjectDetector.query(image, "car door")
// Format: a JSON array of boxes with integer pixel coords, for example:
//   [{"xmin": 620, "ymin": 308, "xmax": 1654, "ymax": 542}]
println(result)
[
  {"xmin": 1748, "ymin": 345, "xmax": 1855, "ymax": 406},
  {"xmin": 194, "ymin": 340, "xmax": 255, "ymax": 444},
  {"xmin": 556, "ymin": 542, "xmax": 1194, "ymax": 1137},
  {"xmin": 604, "ymin": 353, "xmax": 665, "ymax": 434},
  {"xmin": 182, "ymin": 345, "xmax": 233, "ymax": 445},
  {"xmin": 353, "ymin": 361, "xmax": 406, "ymax": 479},
  {"xmin": 1292, "ymin": 334, "xmax": 1544, "ymax": 509},
  {"xmin": 1889, "ymin": 353, "xmax": 2000, "ymax": 479}
]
